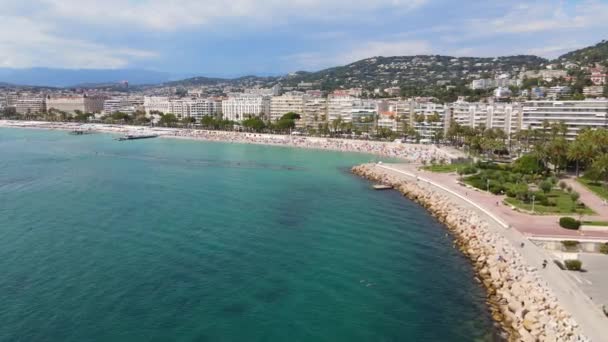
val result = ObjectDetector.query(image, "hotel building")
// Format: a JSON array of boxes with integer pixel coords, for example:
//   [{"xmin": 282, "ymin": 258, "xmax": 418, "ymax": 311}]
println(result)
[{"xmin": 221, "ymin": 94, "xmax": 271, "ymax": 122}]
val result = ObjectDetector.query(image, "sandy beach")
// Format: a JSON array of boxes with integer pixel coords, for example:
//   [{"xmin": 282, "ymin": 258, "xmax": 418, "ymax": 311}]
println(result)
[{"xmin": 0, "ymin": 120, "xmax": 459, "ymax": 163}]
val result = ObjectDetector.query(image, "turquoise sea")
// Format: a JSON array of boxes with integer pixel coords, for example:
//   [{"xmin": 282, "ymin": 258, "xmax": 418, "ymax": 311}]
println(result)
[{"xmin": 0, "ymin": 128, "xmax": 496, "ymax": 341}]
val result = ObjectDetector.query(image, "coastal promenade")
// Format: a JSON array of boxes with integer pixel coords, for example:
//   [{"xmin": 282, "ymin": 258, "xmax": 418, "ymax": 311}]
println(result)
[
  {"xmin": 408, "ymin": 164, "xmax": 608, "ymax": 240},
  {"xmin": 369, "ymin": 162, "xmax": 607, "ymax": 342}
]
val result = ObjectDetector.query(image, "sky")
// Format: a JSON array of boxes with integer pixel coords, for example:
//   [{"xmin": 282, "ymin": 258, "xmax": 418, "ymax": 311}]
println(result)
[{"xmin": 1, "ymin": 0, "xmax": 607, "ymax": 77}]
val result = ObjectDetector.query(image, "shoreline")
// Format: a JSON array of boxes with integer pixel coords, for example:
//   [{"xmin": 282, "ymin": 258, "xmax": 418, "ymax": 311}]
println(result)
[
  {"xmin": 0, "ymin": 120, "xmax": 458, "ymax": 163},
  {"xmin": 352, "ymin": 163, "xmax": 590, "ymax": 342}
]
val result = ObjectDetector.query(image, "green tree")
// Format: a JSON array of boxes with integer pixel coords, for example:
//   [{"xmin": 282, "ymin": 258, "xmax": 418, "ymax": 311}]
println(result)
[
  {"xmin": 158, "ymin": 113, "xmax": 178, "ymax": 127},
  {"xmin": 590, "ymin": 154, "xmax": 608, "ymax": 186},
  {"xmin": 540, "ymin": 180, "xmax": 553, "ymax": 194},
  {"xmin": 242, "ymin": 117, "xmax": 266, "ymax": 132}
]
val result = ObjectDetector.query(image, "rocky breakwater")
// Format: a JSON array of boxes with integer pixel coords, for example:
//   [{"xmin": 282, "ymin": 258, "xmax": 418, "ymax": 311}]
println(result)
[{"xmin": 352, "ymin": 164, "xmax": 587, "ymax": 342}]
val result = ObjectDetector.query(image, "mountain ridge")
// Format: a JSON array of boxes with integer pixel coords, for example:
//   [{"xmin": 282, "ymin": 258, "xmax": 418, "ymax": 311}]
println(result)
[{"xmin": 1, "ymin": 40, "xmax": 606, "ymax": 89}]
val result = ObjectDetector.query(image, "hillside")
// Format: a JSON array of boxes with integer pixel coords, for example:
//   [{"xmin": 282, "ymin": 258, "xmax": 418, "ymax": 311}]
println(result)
[
  {"xmin": 278, "ymin": 55, "xmax": 547, "ymax": 90},
  {"xmin": 161, "ymin": 54, "xmax": 547, "ymax": 91},
  {"xmin": 558, "ymin": 40, "xmax": 608, "ymax": 65}
]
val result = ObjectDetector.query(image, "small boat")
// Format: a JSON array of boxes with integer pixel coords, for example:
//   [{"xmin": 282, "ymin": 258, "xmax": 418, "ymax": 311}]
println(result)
[
  {"xmin": 69, "ymin": 129, "xmax": 94, "ymax": 135},
  {"xmin": 117, "ymin": 134, "xmax": 159, "ymax": 141},
  {"xmin": 372, "ymin": 184, "xmax": 393, "ymax": 190}
]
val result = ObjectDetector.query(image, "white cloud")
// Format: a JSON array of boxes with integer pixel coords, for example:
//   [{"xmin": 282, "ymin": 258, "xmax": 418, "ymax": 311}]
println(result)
[
  {"xmin": 285, "ymin": 40, "xmax": 432, "ymax": 70},
  {"xmin": 37, "ymin": 0, "xmax": 428, "ymax": 31},
  {"xmin": 468, "ymin": 0, "xmax": 608, "ymax": 34},
  {"xmin": 0, "ymin": 16, "xmax": 157, "ymax": 69}
]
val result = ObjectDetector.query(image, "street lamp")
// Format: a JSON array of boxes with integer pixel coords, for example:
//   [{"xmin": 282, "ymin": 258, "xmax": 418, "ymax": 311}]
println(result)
[
  {"xmin": 532, "ymin": 194, "xmax": 536, "ymax": 213},
  {"xmin": 486, "ymin": 179, "xmax": 490, "ymax": 193}
]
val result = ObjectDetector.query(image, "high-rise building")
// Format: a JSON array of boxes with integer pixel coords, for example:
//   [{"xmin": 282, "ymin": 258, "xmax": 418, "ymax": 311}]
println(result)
[
  {"xmin": 522, "ymin": 100, "xmax": 608, "ymax": 140},
  {"xmin": 46, "ymin": 95, "xmax": 105, "ymax": 114},
  {"xmin": 15, "ymin": 97, "xmax": 46, "ymax": 115},
  {"xmin": 221, "ymin": 94, "xmax": 270, "ymax": 121},
  {"xmin": 449, "ymin": 101, "xmax": 522, "ymax": 136},
  {"xmin": 270, "ymin": 93, "xmax": 305, "ymax": 122},
  {"xmin": 143, "ymin": 97, "xmax": 220, "ymax": 121},
  {"xmin": 106, "ymin": 96, "xmax": 144, "ymax": 115}
]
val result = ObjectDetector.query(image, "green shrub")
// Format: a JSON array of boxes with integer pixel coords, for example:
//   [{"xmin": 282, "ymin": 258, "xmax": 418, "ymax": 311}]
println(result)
[
  {"xmin": 561, "ymin": 240, "xmax": 580, "ymax": 249},
  {"xmin": 534, "ymin": 192, "xmax": 547, "ymax": 203},
  {"xmin": 559, "ymin": 217, "xmax": 581, "ymax": 230},
  {"xmin": 540, "ymin": 180, "xmax": 553, "ymax": 193},
  {"xmin": 461, "ymin": 165, "xmax": 477, "ymax": 175},
  {"xmin": 513, "ymin": 154, "xmax": 544, "ymax": 174},
  {"xmin": 559, "ymin": 181, "xmax": 567, "ymax": 190},
  {"xmin": 489, "ymin": 184, "xmax": 505, "ymax": 195},
  {"xmin": 540, "ymin": 197, "xmax": 550, "ymax": 206},
  {"xmin": 599, "ymin": 243, "xmax": 608, "ymax": 254},
  {"xmin": 564, "ymin": 260, "xmax": 582, "ymax": 271}
]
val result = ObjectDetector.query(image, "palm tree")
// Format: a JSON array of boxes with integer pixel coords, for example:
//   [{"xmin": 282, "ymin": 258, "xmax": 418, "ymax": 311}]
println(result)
[
  {"xmin": 567, "ymin": 139, "xmax": 593, "ymax": 176},
  {"xmin": 591, "ymin": 154, "xmax": 608, "ymax": 186}
]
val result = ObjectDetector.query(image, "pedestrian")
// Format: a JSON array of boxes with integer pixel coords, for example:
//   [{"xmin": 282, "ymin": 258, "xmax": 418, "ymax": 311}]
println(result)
[
  {"xmin": 542, "ymin": 260, "xmax": 548, "ymax": 269},
  {"xmin": 496, "ymin": 201, "xmax": 499, "ymax": 206},
  {"xmin": 520, "ymin": 242, "xmax": 525, "ymax": 248}
]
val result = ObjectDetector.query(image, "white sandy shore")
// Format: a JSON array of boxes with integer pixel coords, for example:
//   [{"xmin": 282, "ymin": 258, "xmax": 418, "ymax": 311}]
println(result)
[{"xmin": 0, "ymin": 120, "xmax": 460, "ymax": 163}]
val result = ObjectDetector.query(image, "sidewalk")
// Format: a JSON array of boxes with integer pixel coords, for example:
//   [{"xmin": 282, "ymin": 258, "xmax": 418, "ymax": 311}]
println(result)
[
  {"xmin": 375, "ymin": 163, "xmax": 607, "ymax": 342},
  {"xmin": 407, "ymin": 165, "xmax": 608, "ymax": 240}
]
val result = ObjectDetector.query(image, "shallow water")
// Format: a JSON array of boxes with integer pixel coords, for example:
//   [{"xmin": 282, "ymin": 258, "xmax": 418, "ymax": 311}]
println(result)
[{"xmin": 0, "ymin": 128, "xmax": 495, "ymax": 341}]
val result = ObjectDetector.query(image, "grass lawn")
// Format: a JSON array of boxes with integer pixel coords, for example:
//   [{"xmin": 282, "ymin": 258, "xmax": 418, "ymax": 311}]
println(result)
[
  {"xmin": 577, "ymin": 178, "xmax": 608, "ymax": 200},
  {"xmin": 504, "ymin": 189, "xmax": 595, "ymax": 215},
  {"xmin": 582, "ymin": 221, "xmax": 608, "ymax": 226},
  {"xmin": 421, "ymin": 164, "xmax": 462, "ymax": 173}
]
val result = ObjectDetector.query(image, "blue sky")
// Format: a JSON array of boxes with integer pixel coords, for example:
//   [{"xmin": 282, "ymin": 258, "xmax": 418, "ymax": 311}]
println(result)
[{"xmin": 1, "ymin": 0, "xmax": 607, "ymax": 77}]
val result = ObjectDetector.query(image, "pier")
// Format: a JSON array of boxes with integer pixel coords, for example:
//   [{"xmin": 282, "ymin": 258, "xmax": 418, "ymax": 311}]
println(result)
[{"xmin": 117, "ymin": 134, "xmax": 159, "ymax": 141}]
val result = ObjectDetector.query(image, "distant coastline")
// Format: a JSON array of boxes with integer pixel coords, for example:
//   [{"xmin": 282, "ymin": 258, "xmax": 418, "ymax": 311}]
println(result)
[{"xmin": 0, "ymin": 120, "xmax": 459, "ymax": 163}]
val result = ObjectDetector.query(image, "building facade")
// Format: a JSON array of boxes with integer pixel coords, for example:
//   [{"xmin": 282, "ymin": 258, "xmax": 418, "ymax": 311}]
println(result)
[
  {"xmin": 270, "ymin": 94, "xmax": 305, "ymax": 122},
  {"xmin": 15, "ymin": 97, "xmax": 46, "ymax": 114},
  {"xmin": 221, "ymin": 94, "xmax": 270, "ymax": 122},
  {"xmin": 522, "ymin": 100, "xmax": 608, "ymax": 140}
]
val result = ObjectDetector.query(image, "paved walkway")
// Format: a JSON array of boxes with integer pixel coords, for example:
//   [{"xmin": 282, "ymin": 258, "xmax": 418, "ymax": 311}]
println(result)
[
  {"xmin": 403, "ymin": 164, "xmax": 608, "ymax": 240},
  {"xmin": 563, "ymin": 178, "xmax": 608, "ymax": 219},
  {"xmin": 373, "ymin": 163, "xmax": 608, "ymax": 342}
]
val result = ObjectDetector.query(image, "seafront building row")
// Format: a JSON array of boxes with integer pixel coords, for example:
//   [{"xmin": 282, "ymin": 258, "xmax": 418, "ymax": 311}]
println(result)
[{"xmin": 1, "ymin": 91, "xmax": 608, "ymax": 140}]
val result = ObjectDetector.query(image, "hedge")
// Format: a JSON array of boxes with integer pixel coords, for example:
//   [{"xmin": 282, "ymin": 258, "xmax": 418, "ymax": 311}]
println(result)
[
  {"xmin": 559, "ymin": 217, "xmax": 581, "ymax": 230},
  {"xmin": 600, "ymin": 243, "xmax": 608, "ymax": 255},
  {"xmin": 561, "ymin": 240, "xmax": 580, "ymax": 249},
  {"xmin": 564, "ymin": 260, "xmax": 582, "ymax": 271}
]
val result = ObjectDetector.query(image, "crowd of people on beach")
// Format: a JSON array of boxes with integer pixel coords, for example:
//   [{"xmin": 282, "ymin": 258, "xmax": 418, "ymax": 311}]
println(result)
[{"xmin": 0, "ymin": 120, "xmax": 456, "ymax": 163}]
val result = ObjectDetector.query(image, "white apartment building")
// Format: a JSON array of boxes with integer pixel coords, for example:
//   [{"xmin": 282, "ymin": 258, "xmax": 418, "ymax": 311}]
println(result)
[
  {"xmin": 522, "ymin": 100, "xmax": 608, "ymax": 140},
  {"xmin": 143, "ymin": 97, "xmax": 220, "ymax": 121},
  {"xmin": 15, "ymin": 97, "xmax": 46, "ymax": 114},
  {"xmin": 449, "ymin": 102, "xmax": 522, "ymax": 136},
  {"xmin": 327, "ymin": 95, "xmax": 356, "ymax": 122},
  {"xmin": 190, "ymin": 99, "xmax": 221, "ymax": 121},
  {"xmin": 106, "ymin": 96, "xmax": 144, "ymax": 115},
  {"xmin": 470, "ymin": 78, "xmax": 521, "ymax": 90},
  {"xmin": 300, "ymin": 96, "xmax": 327, "ymax": 129},
  {"xmin": 46, "ymin": 95, "xmax": 105, "ymax": 114},
  {"xmin": 546, "ymin": 86, "xmax": 571, "ymax": 99},
  {"xmin": 350, "ymin": 100, "xmax": 377, "ymax": 130},
  {"xmin": 270, "ymin": 94, "xmax": 305, "ymax": 122},
  {"xmin": 519, "ymin": 70, "xmax": 568, "ymax": 82},
  {"xmin": 411, "ymin": 102, "xmax": 447, "ymax": 141},
  {"xmin": 221, "ymin": 94, "xmax": 270, "ymax": 121}
]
